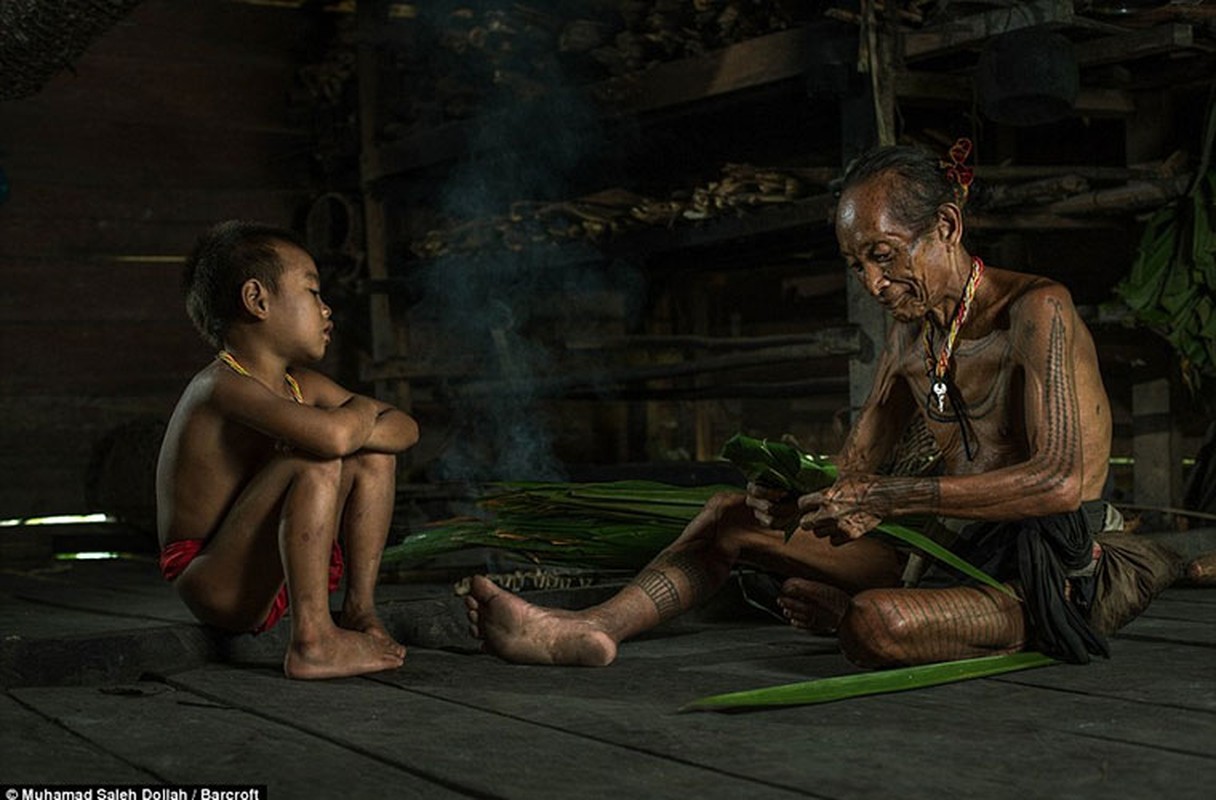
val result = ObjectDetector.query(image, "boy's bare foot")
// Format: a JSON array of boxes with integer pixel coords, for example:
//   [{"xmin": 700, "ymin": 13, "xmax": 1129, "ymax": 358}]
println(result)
[
  {"xmin": 339, "ymin": 603, "xmax": 406, "ymax": 654},
  {"xmin": 464, "ymin": 575, "xmax": 617, "ymax": 666},
  {"xmin": 777, "ymin": 578, "xmax": 851, "ymax": 634},
  {"xmin": 284, "ymin": 626, "xmax": 405, "ymax": 680}
]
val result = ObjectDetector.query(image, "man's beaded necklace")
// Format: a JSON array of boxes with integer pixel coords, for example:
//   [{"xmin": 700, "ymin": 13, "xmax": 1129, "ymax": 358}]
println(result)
[
  {"xmin": 922, "ymin": 256, "xmax": 984, "ymax": 414},
  {"xmin": 216, "ymin": 349, "xmax": 303, "ymax": 403}
]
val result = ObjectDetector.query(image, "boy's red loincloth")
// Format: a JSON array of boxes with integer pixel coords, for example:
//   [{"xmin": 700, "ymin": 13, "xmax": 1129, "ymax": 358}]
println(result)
[{"xmin": 159, "ymin": 538, "xmax": 344, "ymax": 634}]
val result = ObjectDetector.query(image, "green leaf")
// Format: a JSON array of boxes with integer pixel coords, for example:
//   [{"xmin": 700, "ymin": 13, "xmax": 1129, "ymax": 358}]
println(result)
[
  {"xmin": 719, "ymin": 434, "xmax": 837, "ymax": 494},
  {"xmin": 679, "ymin": 651, "xmax": 1058, "ymax": 712},
  {"xmin": 719, "ymin": 435, "xmax": 1016, "ymax": 597},
  {"xmin": 874, "ymin": 523, "xmax": 1014, "ymax": 597}
]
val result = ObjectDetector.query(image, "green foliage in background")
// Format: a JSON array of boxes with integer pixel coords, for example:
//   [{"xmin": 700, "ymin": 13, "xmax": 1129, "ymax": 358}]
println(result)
[{"xmin": 1115, "ymin": 99, "xmax": 1216, "ymax": 392}]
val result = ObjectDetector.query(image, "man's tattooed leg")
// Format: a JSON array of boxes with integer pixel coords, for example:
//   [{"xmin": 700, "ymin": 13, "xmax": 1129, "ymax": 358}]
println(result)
[
  {"xmin": 629, "ymin": 549, "xmax": 721, "ymax": 622},
  {"xmin": 838, "ymin": 584, "xmax": 1026, "ymax": 667}
]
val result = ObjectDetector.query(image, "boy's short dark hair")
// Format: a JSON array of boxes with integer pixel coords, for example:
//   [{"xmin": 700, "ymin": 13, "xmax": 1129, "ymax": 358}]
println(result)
[
  {"xmin": 184, "ymin": 220, "xmax": 307, "ymax": 350},
  {"xmin": 840, "ymin": 145, "xmax": 958, "ymax": 238}
]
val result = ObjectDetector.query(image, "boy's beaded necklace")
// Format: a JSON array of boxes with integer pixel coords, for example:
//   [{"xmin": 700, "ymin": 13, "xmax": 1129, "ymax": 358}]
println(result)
[
  {"xmin": 922, "ymin": 256, "xmax": 984, "ymax": 414},
  {"xmin": 216, "ymin": 350, "xmax": 303, "ymax": 403}
]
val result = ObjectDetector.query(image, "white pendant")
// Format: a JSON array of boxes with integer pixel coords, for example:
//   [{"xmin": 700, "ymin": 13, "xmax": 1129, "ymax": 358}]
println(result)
[{"xmin": 932, "ymin": 380, "xmax": 948, "ymax": 413}]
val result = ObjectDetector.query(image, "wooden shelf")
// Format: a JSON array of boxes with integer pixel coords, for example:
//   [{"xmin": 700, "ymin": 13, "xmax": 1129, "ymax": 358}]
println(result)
[
  {"xmin": 365, "ymin": 20, "xmax": 852, "ymax": 181},
  {"xmin": 364, "ymin": 7, "xmax": 1202, "ymax": 181}
]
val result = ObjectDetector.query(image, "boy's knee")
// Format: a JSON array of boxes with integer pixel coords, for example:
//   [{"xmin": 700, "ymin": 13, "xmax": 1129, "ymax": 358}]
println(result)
[
  {"xmin": 343, "ymin": 450, "xmax": 396, "ymax": 481},
  {"xmin": 837, "ymin": 590, "xmax": 913, "ymax": 668},
  {"xmin": 292, "ymin": 455, "xmax": 344, "ymax": 491}
]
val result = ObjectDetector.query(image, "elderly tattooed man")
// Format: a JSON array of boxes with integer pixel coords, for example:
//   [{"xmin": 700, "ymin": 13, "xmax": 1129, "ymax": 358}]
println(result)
[{"xmin": 464, "ymin": 144, "xmax": 1182, "ymax": 668}]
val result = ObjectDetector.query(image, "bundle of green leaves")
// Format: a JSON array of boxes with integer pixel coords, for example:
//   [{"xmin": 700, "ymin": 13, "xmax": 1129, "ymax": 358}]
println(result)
[{"xmin": 384, "ymin": 434, "xmax": 1009, "ymax": 595}]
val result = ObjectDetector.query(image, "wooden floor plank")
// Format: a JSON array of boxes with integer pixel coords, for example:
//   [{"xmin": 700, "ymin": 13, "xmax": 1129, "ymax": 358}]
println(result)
[
  {"xmin": 369, "ymin": 626, "xmax": 1216, "ymax": 800},
  {"xmin": 1115, "ymin": 614, "xmax": 1216, "ymax": 646},
  {"xmin": 10, "ymin": 682, "xmax": 468, "ymax": 797},
  {"xmin": 0, "ymin": 692, "xmax": 151, "ymax": 784},
  {"xmin": 1137, "ymin": 595, "xmax": 1216, "ymax": 621},
  {"xmin": 0, "ymin": 593, "xmax": 182, "ymax": 640},
  {"xmin": 991, "ymin": 640, "xmax": 1216, "ymax": 712},
  {"xmin": 172, "ymin": 664, "xmax": 818, "ymax": 800}
]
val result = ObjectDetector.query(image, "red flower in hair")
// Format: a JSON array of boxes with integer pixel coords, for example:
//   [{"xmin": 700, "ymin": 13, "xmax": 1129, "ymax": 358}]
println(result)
[{"xmin": 942, "ymin": 137, "xmax": 975, "ymax": 202}]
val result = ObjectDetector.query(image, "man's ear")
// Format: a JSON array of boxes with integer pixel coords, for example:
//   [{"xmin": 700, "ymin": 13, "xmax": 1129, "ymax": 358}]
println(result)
[
  {"xmin": 936, "ymin": 203, "xmax": 964, "ymax": 246},
  {"xmin": 241, "ymin": 278, "xmax": 271, "ymax": 320}
]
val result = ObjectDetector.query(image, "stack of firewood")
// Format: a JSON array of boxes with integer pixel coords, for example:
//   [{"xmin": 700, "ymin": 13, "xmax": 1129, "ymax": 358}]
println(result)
[
  {"xmin": 411, "ymin": 162, "xmax": 831, "ymax": 259},
  {"xmin": 580, "ymin": 0, "xmax": 793, "ymax": 77}
]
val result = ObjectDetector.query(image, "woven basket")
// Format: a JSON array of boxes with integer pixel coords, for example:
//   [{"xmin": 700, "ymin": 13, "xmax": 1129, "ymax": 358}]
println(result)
[{"xmin": 0, "ymin": 0, "xmax": 144, "ymax": 100}]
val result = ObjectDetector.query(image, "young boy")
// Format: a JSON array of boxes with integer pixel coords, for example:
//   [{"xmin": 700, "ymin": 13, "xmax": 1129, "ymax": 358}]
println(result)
[{"xmin": 156, "ymin": 220, "xmax": 418, "ymax": 679}]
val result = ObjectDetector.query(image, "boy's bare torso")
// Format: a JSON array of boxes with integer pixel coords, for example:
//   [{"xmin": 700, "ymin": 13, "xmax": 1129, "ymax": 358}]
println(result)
[{"xmin": 156, "ymin": 362, "xmax": 294, "ymax": 547}]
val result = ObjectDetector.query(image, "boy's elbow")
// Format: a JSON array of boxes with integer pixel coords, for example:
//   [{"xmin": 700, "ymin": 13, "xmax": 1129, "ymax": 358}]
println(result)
[
  {"xmin": 402, "ymin": 416, "xmax": 420, "ymax": 449},
  {"xmin": 378, "ymin": 410, "xmax": 419, "ymax": 452},
  {"xmin": 313, "ymin": 436, "xmax": 355, "ymax": 459},
  {"xmin": 312, "ymin": 426, "xmax": 363, "ymax": 459}
]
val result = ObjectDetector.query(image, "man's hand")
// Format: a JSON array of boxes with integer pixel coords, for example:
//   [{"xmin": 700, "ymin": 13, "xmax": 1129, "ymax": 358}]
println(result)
[
  {"xmin": 797, "ymin": 475, "xmax": 885, "ymax": 544},
  {"xmin": 745, "ymin": 482, "xmax": 798, "ymax": 531}
]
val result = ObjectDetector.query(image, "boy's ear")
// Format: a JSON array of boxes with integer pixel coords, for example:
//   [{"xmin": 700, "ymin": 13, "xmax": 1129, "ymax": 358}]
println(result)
[{"xmin": 241, "ymin": 278, "xmax": 271, "ymax": 320}]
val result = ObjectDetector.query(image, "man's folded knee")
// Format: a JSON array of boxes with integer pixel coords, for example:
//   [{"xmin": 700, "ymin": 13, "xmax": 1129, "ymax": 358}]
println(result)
[{"xmin": 837, "ymin": 591, "xmax": 911, "ymax": 668}]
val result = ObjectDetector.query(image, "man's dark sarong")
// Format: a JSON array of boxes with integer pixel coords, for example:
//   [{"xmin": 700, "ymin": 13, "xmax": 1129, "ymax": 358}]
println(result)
[{"xmin": 954, "ymin": 501, "xmax": 1180, "ymax": 664}]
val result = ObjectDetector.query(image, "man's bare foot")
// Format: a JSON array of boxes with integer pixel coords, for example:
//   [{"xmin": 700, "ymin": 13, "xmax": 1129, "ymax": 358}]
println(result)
[
  {"xmin": 1185, "ymin": 551, "xmax": 1216, "ymax": 586},
  {"xmin": 778, "ymin": 578, "xmax": 850, "ymax": 634},
  {"xmin": 464, "ymin": 575, "xmax": 617, "ymax": 666},
  {"xmin": 339, "ymin": 602, "xmax": 406, "ymax": 654},
  {"xmin": 284, "ymin": 625, "xmax": 405, "ymax": 680}
]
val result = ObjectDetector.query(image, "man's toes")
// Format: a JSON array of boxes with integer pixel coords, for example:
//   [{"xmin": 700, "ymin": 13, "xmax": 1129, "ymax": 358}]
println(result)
[
  {"xmin": 469, "ymin": 574, "xmax": 500, "ymax": 600},
  {"xmin": 781, "ymin": 577, "xmax": 812, "ymax": 594},
  {"xmin": 469, "ymin": 623, "xmax": 482, "ymax": 640}
]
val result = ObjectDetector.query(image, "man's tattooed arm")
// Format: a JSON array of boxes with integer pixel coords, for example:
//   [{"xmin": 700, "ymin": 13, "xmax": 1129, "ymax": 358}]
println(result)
[{"xmin": 875, "ymin": 287, "xmax": 1087, "ymax": 520}]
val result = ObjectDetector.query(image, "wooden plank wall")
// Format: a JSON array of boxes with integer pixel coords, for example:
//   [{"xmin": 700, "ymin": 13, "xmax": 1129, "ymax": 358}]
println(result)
[{"xmin": 0, "ymin": 0, "xmax": 314, "ymax": 521}]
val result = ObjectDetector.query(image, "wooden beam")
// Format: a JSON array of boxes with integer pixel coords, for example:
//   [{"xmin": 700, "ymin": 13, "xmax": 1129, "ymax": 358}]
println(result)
[
  {"xmin": 1073, "ymin": 24, "xmax": 1194, "ymax": 68},
  {"xmin": 1043, "ymin": 175, "xmax": 1190, "ymax": 215},
  {"xmin": 894, "ymin": 71, "xmax": 971, "ymax": 103},
  {"xmin": 502, "ymin": 377, "xmax": 850, "ymax": 402},
  {"xmin": 895, "ymin": 72, "xmax": 1135, "ymax": 117},
  {"xmin": 364, "ymin": 329, "xmax": 862, "ymax": 385},
  {"xmin": 605, "ymin": 193, "xmax": 837, "ymax": 257},
  {"xmin": 357, "ymin": 0, "xmax": 413, "ymax": 415},
  {"xmin": 972, "ymin": 164, "xmax": 1159, "ymax": 182},
  {"xmin": 1133, "ymin": 378, "xmax": 1180, "ymax": 525},
  {"xmin": 903, "ymin": 0, "xmax": 1074, "ymax": 61},
  {"xmin": 564, "ymin": 331, "xmax": 853, "ymax": 351},
  {"xmin": 590, "ymin": 25, "xmax": 823, "ymax": 117},
  {"xmin": 968, "ymin": 213, "xmax": 1123, "ymax": 230},
  {"xmin": 1074, "ymin": 87, "xmax": 1136, "ymax": 118},
  {"xmin": 370, "ymin": 22, "xmax": 850, "ymax": 179}
]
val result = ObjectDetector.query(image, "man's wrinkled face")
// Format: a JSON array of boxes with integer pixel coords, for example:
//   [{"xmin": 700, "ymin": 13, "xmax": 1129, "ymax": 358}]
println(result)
[{"xmin": 836, "ymin": 176, "xmax": 944, "ymax": 323}]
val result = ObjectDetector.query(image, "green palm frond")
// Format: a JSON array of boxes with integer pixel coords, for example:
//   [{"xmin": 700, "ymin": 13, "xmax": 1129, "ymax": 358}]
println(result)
[
  {"xmin": 680, "ymin": 652, "xmax": 1058, "ymax": 712},
  {"xmin": 720, "ymin": 435, "xmax": 1014, "ymax": 598},
  {"xmin": 382, "ymin": 481, "xmax": 731, "ymax": 570}
]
